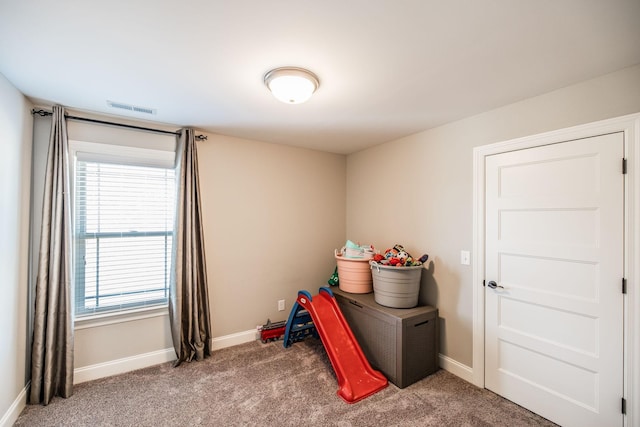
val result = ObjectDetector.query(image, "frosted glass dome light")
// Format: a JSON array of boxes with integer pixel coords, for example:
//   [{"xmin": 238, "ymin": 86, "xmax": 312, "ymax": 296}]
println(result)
[{"xmin": 264, "ymin": 67, "xmax": 319, "ymax": 104}]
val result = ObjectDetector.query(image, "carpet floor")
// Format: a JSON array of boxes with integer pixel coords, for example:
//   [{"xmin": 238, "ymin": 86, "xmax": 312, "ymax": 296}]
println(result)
[{"xmin": 15, "ymin": 339, "xmax": 557, "ymax": 426}]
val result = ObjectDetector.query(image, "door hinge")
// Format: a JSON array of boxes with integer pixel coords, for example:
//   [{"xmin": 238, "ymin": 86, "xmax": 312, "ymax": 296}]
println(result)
[
  {"xmin": 622, "ymin": 397, "xmax": 626, "ymax": 414},
  {"xmin": 622, "ymin": 158, "xmax": 627, "ymax": 174},
  {"xmin": 483, "ymin": 280, "xmax": 486, "ymax": 287},
  {"xmin": 622, "ymin": 278, "xmax": 627, "ymax": 294}
]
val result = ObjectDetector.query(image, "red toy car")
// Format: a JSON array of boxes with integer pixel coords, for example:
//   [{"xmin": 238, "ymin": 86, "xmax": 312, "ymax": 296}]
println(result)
[{"xmin": 260, "ymin": 319, "xmax": 287, "ymax": 343}]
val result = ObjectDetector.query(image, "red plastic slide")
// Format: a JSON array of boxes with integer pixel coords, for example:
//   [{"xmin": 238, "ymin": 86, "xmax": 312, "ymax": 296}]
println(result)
[{"xmin": 296, "ymin": 287, "xmax": 388, "ymax": 403}]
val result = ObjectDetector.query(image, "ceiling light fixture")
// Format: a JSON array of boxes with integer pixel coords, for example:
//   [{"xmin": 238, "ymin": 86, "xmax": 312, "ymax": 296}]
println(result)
[{"xmin": 264, "ymin": 67, "xmax": 319, "ymax": 104}]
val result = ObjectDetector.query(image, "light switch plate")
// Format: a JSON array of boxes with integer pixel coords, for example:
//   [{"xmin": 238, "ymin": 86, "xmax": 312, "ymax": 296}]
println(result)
[{"xmin": 460, "ymin": 250, "xmax": 470, "ymax": 265}]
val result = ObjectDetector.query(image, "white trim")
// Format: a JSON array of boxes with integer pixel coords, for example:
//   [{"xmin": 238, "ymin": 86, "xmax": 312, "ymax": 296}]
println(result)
[
  {"xmin": 69, "ymin": 140, "xmax": 175, "ymax": 168},
  {"xmin": 212, "ymin": 329, "xmax": 257, "ymax": 351},
  {"xmin": 74, "ymin": 305, "xmax": 168, "ymax": 330},
  {"xmin": 627, "ymin": 114, "xmax": 640, "ymax": 427},
  {"xmin": 472, "ymin": 142, "xmax": 486, "ymax": 388},
  {"xmin": 472, "ymin": 112, "xmax": 640, "ymax": 426},
  {"xmin": 74, "ymin": 348, "xmax": 177, "ymax": 384},
  {"xmin": 0, "ymin": 382, "xmax": 29, "ymax": 427},
  {"xmin": 439, "ymin": 353, "xmax": 473, "ymax": 384}
]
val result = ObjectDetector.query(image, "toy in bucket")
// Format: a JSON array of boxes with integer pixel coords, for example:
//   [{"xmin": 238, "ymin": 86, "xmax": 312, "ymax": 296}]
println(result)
[
  {"xmin": 370, "ymin": 244, "xmax": 429, "ymax": 308},
  {"xmin": 370, "ymin": 244, "xmax": 428, "ymax": 267},
  {"xmin": 334, "ymin": 241, "xmax": 376, "ymax": 293},
  {"xmin": 342, "ymin": 240, "xmax": 375, "ymax": 259}
]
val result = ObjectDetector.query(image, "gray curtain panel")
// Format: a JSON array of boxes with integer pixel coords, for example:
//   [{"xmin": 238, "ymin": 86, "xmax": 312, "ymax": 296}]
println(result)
[
  {"xmin": 29, "ymin": 105, "xmax": 74, "ymax": 405},
  {"xmin": 169, "ymin": 128, "xmax": 212, "ymax": 365}
]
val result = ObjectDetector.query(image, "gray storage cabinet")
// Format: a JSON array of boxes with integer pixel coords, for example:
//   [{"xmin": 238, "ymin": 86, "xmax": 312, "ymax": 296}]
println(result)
[{"xmin": 333, "ymin": 288, "xmax": 438, "ymax": 388}]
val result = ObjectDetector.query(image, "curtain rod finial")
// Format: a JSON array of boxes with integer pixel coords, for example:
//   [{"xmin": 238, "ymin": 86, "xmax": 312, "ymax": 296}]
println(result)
[
  {"xmin": 31, "ymin": 109, "xmax": 52, "ymax": 117},
  {"xmin": 195, "ymin": 134, "xmax": 208, "ymax": 141}
]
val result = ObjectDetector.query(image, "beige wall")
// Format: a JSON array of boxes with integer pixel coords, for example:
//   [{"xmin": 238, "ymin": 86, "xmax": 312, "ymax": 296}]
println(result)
[
  {"xmin": 17, "ymin": 61, "xmax": 640, "ymax": 398},
  {"xmin": 346, "ymin": 63, "xmax": 640, "ymax": 367},
  {"xmin": 198, "ymin": 134, "xmax": 346, "ymax": 336},
  {"xmin": 73, "ymin": 315, "xmax": 173, "ymax": 368},
  {"xmin": 28, "ymin": 117, "xmax": 346, "ymax": 368},
  {"xmin": 0, "ymin": 73, "xmax": 32, "ymax": 421}
]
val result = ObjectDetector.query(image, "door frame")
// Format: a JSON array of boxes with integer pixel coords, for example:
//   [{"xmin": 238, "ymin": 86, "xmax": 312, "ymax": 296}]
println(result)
[{"xmin": 472, "ymin": 113, "xmax": 640, "ymax": 426}]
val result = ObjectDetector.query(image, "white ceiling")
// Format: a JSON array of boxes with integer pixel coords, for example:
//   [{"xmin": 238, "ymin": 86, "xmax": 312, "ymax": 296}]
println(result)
[{"xmin": 1, "ymin": 1, "xmax": 639, "ymax": 154}]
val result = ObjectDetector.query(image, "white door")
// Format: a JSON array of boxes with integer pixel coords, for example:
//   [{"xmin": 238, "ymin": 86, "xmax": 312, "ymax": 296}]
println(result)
[{"xmin": 485, "ymin": 132, "xmax": 624, "ymax": 427}]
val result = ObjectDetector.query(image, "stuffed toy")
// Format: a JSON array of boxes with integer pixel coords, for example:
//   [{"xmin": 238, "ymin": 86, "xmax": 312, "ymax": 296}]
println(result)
[
  {"xmin": 327, "ymin": 267, "xmax": 339, "ymax": 286},
  {"xmin": 373, "ymin": 244, "xmax": 428, "ymax": 267}
]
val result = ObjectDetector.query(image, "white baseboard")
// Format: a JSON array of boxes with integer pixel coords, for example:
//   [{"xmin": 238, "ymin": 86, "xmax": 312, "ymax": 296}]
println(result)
[
  {"xmin": 439, "ymin": 353, "xmax": 474, "ymax": 384},
  {"xmin": 0, "ymin": 382, "xmax": 29, "ymax": 427},
  {"xmin": 212, "ymin": 329, "xmax": 257, "ymax": 351},
  {"xmin": 74, "ymin": 348, "xmax": 177, "ymax": 384}
]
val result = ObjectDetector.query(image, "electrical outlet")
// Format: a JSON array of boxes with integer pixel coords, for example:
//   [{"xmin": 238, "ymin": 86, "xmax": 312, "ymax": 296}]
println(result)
[
  {"xmin": 460, "ymin": 250, "xmax": 471, "ymax": 265},
  {"xmin": 278, "ymin": 299, "xmax": 285, "ymax": 311}
]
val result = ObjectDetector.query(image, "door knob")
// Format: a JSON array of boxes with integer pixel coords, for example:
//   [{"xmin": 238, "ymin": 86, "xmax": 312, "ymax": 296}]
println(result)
[{"xmin": 487, "ymin": 281, "xmax": 504, "ymax": 289}]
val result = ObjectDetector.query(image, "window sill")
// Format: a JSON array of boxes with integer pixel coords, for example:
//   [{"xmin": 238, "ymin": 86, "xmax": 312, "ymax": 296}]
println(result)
[{"xmin": 74, "ymin": 305, "xmax": 169, "ymax": 330}]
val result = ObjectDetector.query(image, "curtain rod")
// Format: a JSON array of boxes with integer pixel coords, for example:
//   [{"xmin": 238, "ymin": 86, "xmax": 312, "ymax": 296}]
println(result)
[{"xmin": 31, "ymin": 109, "xmax": 208, "ymax": 141}]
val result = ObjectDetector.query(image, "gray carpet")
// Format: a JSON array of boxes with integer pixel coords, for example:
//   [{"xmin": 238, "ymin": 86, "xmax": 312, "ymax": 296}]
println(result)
[{"xmin": 15, "ymin": 339, "xmax": 556, "ymax": 426}]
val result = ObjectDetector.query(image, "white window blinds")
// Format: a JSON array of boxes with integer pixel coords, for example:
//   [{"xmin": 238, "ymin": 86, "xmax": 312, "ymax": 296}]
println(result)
[{"xmin": 74, "ymin": 160, "xmax": 176, "ymax": 317}]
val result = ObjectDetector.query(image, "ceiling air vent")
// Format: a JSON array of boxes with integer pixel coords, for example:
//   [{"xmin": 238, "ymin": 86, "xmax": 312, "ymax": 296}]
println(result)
[{"xmin": 107, "ymin": 100, "xmax": 157, "ymax": 115}]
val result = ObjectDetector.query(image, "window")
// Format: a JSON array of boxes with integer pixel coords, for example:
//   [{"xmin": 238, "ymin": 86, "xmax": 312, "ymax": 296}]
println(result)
[{"xmin": 73, "ymin": 147, "xmax": 176, "ymax": 318}]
